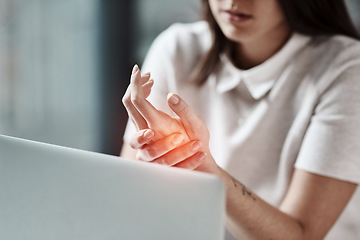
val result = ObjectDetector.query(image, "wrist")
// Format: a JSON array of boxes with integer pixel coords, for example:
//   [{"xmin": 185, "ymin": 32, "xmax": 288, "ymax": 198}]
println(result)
[{"xmin": 195, "ymin": 153, "xmax": 220, "ymax": 174}]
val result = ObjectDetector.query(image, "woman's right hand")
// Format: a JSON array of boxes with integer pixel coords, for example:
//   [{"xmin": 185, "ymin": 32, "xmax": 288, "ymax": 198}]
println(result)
[
  {"xmin": 127, "ymin": 129, "xmax": 205, "ymax": 169},
  {"xmin": 122, "ymin": 65, "xmax": 205, "ymax": 168}
]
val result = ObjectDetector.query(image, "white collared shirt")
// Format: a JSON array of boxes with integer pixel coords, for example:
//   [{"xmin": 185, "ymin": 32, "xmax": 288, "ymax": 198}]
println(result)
[{"xmin": 124, "ymin": 21, "xmax": 360, "ymax": 239}]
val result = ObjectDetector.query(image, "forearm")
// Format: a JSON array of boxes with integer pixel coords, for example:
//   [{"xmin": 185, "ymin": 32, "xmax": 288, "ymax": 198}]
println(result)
[
  {"xmin": 213, "ymin": 166, "xmax": 305, "ymax": 240},
  {"xmin": 122, "ymin": 138, "xmax": 303, "ymax": 239},
  {"xmin": 122, "ymin": 87, "xmax": 356, "ymax": 239}
]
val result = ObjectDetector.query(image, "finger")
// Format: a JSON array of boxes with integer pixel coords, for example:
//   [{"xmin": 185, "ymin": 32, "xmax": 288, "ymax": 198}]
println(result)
[
  {"xmin": 151, "ymin": 140, "xmax": 202, "ymax": 166},
  {"xmin": 130, "ymin": 66, "xmax": 159, "ymax": 123},
  {"xmin": 131, "ymin": 66, "xmax": 150, "ymax": 89},
  {"xmin": 142, "ymin": 78, "xmax": 154, "ymax": 98},
  {"xmin": 123, "ymin": 87, "xmax": 147, "ymax": 130},
  {"xmin": 173, "ymin": 152, "xmax": 207, "ymax": 170},
  {"xmin": 129, "ymin": 129, "xmax": 154, "ymax": 149},
  {"xmin": 136, "ymin": 133, "xmax": 185, "ymax": 161},
  {"xmin": 122, "ymin": 65, "xmax": 154, "ymax": 130},
  {"xmin": 167, "ymin": 93, "xmax": 201, "ymax": 137},
  {"xmin": 122, "ymin": 69, "xmax": 148, "ymax": 130}
]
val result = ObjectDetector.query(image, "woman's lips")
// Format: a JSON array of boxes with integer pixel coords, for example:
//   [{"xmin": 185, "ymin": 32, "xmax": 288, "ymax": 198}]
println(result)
[{"xmin": 223, "ymin": 10, "xmax": 253, "ymax": 23}]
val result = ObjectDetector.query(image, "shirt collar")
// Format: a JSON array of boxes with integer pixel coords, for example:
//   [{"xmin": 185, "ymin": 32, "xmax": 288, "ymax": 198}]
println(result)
[{"xmin": 216, "ymin": 33, "xmax": 312, "ymax": 99}]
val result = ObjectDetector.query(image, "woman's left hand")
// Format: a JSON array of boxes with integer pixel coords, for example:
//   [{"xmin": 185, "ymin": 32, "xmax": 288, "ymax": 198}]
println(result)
[{"xmin": 163, "ymin": 92, "xmax": 219, "ymax": 173}]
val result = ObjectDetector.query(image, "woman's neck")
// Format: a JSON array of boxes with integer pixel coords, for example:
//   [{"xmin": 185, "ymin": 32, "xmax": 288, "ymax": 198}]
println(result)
[{"xmin": 231, "ymin": 24, "xmax": 292, "ymax": 70}]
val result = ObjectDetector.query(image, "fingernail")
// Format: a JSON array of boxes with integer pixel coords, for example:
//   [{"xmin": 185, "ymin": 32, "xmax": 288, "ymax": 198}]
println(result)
[
  {"xmin": 191, "ymin": 141, "xmax": 202, "ymax": 152},
  {"xmin": 132, "ymin": 64, "xmax": 139, "ymax": 75},
  {"xmin": 172, "ymin": 134, "xmax": 184, "ymax": 145},
  {"xmin": 143, "ymin": 129, "xmax": 154, "ymax": 139},
  {"xmin": 198, "ymin": 152, "xmax": 207, "ymax": 161},
  {"xmin": 143, "ymin": 79, "xmax": 154, "ymax": 87},
  {"xmin": 169, "ymin": 93, "xmax": 179, "ymax": 105}
]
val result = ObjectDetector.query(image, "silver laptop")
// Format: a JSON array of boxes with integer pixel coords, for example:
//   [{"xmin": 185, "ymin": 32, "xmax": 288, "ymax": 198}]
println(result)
[{"xmin": 0, "ymin": 134, "xmax": 225, "ymax": 240}]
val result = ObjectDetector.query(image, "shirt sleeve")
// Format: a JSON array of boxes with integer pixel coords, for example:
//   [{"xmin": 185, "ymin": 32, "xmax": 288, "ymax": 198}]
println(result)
[{"xmin": 295, "ymin": 64, "xmax": 360, "ymax": 184}]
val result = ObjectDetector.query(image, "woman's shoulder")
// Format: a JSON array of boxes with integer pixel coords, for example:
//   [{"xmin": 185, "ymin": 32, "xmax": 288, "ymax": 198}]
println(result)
[
  {"xmin": 311, "ymin": 34, "xmax": 360, "ymax": 65},
  {"xmin": 304, "ymin": 34, "xmax": 360, "ymax": 94},
  {"xmin": 141, "ymin": 21, "xmax": 213, "ymax": 90},
  {"xmin": 160, "ymin": 21, "xmax": 211, "ymax": 42},
  {"xmin": 327, "ymin": 34, "xmax": 360, "ymax": 49},
  {"xmin": 152, "ymin": 21, "xmax": 212, "ymax": 56},
  {"xmin": 165, "ymin": 21, "xmax": 210, "ymax": 35}
]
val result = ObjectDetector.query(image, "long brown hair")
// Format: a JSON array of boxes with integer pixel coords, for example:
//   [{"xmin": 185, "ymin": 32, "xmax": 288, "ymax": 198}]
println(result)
[{"xmin": 189, "ymin": 0, "xmax": 360, "ymax": 86}]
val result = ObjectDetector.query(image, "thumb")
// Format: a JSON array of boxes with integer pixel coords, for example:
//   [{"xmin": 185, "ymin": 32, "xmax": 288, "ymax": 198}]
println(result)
[{"xmin": 167, "ymin": 93, "xmax": 200, "ymax": 137}]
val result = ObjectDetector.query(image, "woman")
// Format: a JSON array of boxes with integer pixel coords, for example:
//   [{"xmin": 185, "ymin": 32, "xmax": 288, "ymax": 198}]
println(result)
[{"xmin": 121, "ymin": 0, "xmax": 360, "ymax": 239}]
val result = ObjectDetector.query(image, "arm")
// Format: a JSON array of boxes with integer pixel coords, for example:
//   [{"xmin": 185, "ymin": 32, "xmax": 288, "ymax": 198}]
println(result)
[
  {"xmin": 121, "ymin": 133, "xmax": 356, "ymax": 239},
  {"xmin": 166, "ymin": 93, "xmax": 357, "ymax": 239},
  {"xmin": 121, "ymin": 67, "xmax": 357, "ymax": 239},
  {"xmin": 219, "ymin": 167, "xmax": 356, "ymax": 239}
]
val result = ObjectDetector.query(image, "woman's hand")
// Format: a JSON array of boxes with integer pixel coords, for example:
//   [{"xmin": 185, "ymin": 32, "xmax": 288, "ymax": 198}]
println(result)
[
  {"xmin": 165, "ymin": 92, "xmax": 219, "ymax": 173},
  {"xmin": 127, "ymin": 91, "xmax": 219, "ymax": 172},
  {"xmin": 123, "ymin": 65, "xmax": 212, "ymax": 170},
  {"xmin": 122, "ymin": 65, "xmax": 189, "ymax": 140},
  {"xmin": 128, "ymin": 128, "xmax": 208, "ymax": 170},
  {"xmin": 122, "ymin": 65, "xmax": 218, "ymax": 172}
]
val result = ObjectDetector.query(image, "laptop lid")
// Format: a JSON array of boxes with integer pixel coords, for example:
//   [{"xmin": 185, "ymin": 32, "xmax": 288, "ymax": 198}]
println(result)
[{"xmin": 0, "ymin": 135, "xmax": 225, "ymax": 240}]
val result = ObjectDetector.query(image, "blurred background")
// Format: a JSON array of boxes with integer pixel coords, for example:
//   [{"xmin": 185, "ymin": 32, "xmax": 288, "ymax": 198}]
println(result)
[{"xmin": 0, "ymin": 0, "xmax": 359, "ymax": 155}]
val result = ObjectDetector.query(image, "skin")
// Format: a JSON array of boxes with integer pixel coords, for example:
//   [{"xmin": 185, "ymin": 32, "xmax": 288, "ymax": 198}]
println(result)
[
  {"xmin": 209, "ymin": 0, "xmax": 291, "ymax": 69},
  {"xmin": 121, "ymin": 0, "xmax": 358, "ymax": 238}
]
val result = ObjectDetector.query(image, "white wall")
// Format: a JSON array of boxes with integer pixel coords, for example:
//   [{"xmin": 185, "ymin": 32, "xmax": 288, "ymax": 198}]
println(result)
[
  {"xmin": 346, "ymin": 0, "xmax": 360, "ymax": 30},
  {"xmin": 0, "ymin": 0, "xmax": 100, "ymax": 151}
]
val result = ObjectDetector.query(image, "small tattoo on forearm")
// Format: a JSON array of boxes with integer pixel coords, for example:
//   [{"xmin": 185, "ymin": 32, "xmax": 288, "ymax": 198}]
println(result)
[{"xmin": 231, "ymin": 177, "xmax": 256, "ymax": 201}]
